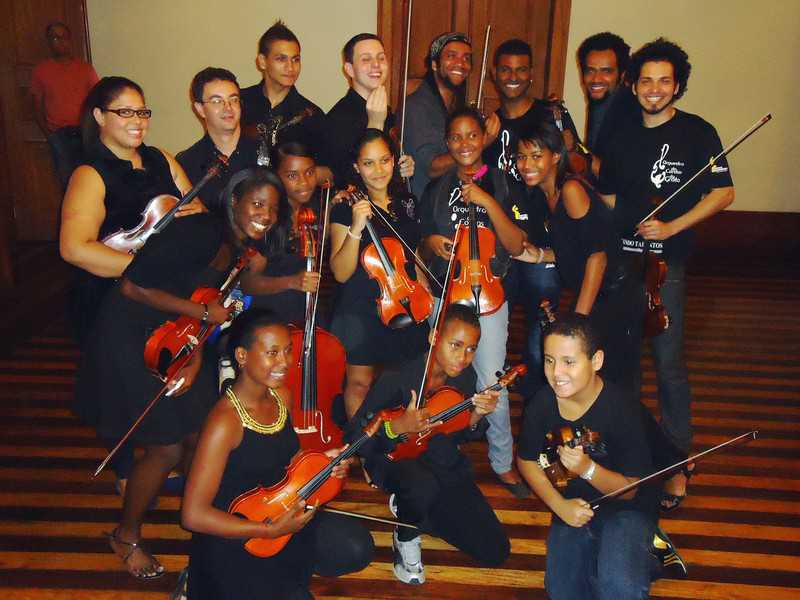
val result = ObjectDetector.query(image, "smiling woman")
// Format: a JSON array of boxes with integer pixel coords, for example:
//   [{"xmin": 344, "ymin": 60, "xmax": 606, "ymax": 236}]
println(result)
[{"xmin": 72, "ymin": 165, "xmax": 282, "ymax": 580}]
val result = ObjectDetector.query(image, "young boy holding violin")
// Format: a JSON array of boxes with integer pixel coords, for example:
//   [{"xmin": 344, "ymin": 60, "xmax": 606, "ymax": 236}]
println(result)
[
  {"xmin": 517, "ymin": 314, "xmax": 662, "ymax": 600},
  {"xmin": 344, "ymin": 304, "xmax": 510, "ymax": 585}
]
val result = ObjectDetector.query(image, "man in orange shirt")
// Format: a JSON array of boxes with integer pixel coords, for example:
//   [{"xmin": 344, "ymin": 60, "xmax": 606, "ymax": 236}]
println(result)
[{"xmin": 30, "ymin": 21, "xmax": 98, "ymax": 187}]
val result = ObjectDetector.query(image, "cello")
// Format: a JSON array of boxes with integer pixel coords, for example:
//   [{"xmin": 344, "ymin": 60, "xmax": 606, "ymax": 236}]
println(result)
[
  {"xmin": 347, "ymin": 187, "xmax": 433, "ymax": 329},
  {"xmin": 286, "ymin": 189, "xmax": 346, "ymax": 451},
  {"xmin": 449, "ymin": 165, "xmax": 504, "ymax": 316},
  {"xmin": 102, "ymin": 153, "xmax": 228, "ymax": 253}
]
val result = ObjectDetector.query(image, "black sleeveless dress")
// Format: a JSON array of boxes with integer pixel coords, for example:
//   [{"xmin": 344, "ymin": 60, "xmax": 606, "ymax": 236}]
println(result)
[
  {"xmin": 73, "ymin": 214, "xmax": 229, "ymax": 446},
  {"xmin": 188, "ymin": 403, "xmax": 320, "ymax": 599},
  {"xmin": 70, "ymin": 142, "xmax": 180, "ymax": 345}
]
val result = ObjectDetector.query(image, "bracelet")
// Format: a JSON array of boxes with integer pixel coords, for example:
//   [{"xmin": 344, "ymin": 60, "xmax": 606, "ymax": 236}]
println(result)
[
  {"xmin": 200, "ymin": 303, "xmax": 209, "ymax": 323},
  {"xmin": 536, "ymin": 247, "xmax": 545, "ymax": 264},
  {"xmin": 347, "ymin": 227, "xmax": 362, "ymax": 240},
  {"xmin": 580, "ymin": 460, "xmax": 596, "ymax": 481},
  {"xmin": 384, "ymin": 420, "xmax": 399, "ymax": 439}
]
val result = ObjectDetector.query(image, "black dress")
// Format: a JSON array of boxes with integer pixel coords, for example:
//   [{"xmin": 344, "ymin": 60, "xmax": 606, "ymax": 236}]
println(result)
[
  {"xmin": 329, "ymin": 195, "xmax": 429, "ymax": 366},
  {"xmin": 73, "ymin": 214, "xmax": 232, "ymax": 446},
  {"xmin": 70, "ymin": 142, "xmax": 180, "ymax": 345},
  {"xmin": 188, "ymin": 406, "xmax": 320, "ymax": 600}
]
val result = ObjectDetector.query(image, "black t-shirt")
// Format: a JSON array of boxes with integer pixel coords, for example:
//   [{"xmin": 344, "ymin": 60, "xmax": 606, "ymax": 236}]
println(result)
[
  {"xmin": 419, "ymin": 167, "xmax": 524, "ymax": 296},
  {"xmin": 598, "ymin": 110, "xmax": 733, "ymax": 262},
  {"xmin": 482, "ymin": 100, "xmax": 552, "ymax": 179},
  {"xmin": 344, "ymin": 353, "xmax": 483, "ymax": 487},
  {"xmin": 586, "ymin": 85, "xmax": 640, "ymax": 162},
  {"xmin": 240, "ymin": 83, "xmax": 325, "ymax": 162},
  {"xmin": 548, "ymin": 177, "xmax": 621, "ymax": 294},
  {"xmin": 176, "ymin": 133, "xmax": 259, "ymax": 216},
  {"xmin": 330, "ymin": 192, "xmax": 421, "ymax": 312},
  {"xmin": 320, "ymin": 88, "xmax": 397, "ymax": 188},
  {"xmin": 518, "ymin": 380, "xmax": 657, "ymax": 515},
  {"xmin": 514, "ymin": 183, "xmax": 551, "ymax": 249}
]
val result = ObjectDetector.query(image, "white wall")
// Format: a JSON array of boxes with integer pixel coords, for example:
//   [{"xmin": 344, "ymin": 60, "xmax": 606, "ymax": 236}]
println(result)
[
  {"xmin": 86, "ymin": 0, "xmax": 376, "ymax": 152},
  {"xmin": 563, "ymin": 0, "xmax": 799, "ymax": 212}
]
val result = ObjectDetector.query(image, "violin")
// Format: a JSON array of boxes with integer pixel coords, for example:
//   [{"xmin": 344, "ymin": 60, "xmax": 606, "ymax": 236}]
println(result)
[
  {"xmin": 640, "ymin": 195, "xmax": 670, "ymax": 338},
  {"xmin": 287, "ymin": 201, "xmax": 346, "ymax": 451},
  {"xmin": 548, "ymin": 101, "xmax": 592, "ymax": 177},
  {"xmin": 103, "ymin": 154, "xmax": 228, "ymax": 254},
  {"xmin": 383, "ymin": 364, "xmax": 526, "ymax": 461},
  {"xmin": 449, "ymin": 165, "xmax": 504, "ymax": 316},
  {"xmin": 347, "ymin": 187, "xmax": 433, "ymax": 329},
  {"xmin": 228, "ymin": 415, "xmax": 384, "ymax": 558},
  {"xmin": 537, "ymin": 425, "xmax": 605, "ymax": 488},
  {"xmin": 144, "ymin": 247, "xmax": 257, "ymax": 381}
]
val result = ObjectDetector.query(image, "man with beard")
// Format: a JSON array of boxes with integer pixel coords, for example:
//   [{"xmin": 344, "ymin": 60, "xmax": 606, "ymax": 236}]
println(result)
[
  {"xmin": 177, "ymin": 68, "xmax": 258, "ymax": 216},
  {"xmin": 240, "ymin": 21, "xmax": 328, "ymax": 179},
  {"xmin": 577, "ymin": 32, "xmax": 640, "ymax": 178},
  {"xmin": 598, "ymin": 38, "xmax": 735, "ymax": 513},
  {"xmin": 405, "ymin": 32, "xmax": 499, "ymax": 198},
  {"xmin": 321, "ymin": 33, "xmax": 414, "ymax": 187}
]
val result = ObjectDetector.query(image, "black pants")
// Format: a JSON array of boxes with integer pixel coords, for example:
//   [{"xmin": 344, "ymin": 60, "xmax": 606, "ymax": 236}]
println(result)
[{"xmin": 382, "ymin": 459, "xmax": 510, "ymax": 566}]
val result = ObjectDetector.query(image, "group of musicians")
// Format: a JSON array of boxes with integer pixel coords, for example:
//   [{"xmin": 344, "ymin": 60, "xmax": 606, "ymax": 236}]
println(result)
[{"xmin": 58, "ymin": 19, "xmax": 735, "ymax": 600}]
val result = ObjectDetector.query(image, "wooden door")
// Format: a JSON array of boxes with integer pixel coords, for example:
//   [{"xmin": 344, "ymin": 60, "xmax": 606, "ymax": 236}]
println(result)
[
  {"xmin": 0, "ymin": 0, "xmax": 91, "ymax": 249},
  {"xmin": 380, "ymin": 0, "xmax": 571, "ymax": 117}
]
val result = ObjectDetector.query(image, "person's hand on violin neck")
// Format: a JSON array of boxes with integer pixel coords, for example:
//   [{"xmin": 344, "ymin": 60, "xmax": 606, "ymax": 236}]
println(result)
[
  {"xmin": 204, "ymin": 297, "xmax": 234, "ymax": 325},
  {"xmin": 365, "ymin": 85, "xmax": 389, "ymax": 130},
  {"xmin": 324, "ymin": 445, "xmax": 353, "ymax": 479},
  {"xmin": 470, "ymin": 389, "xmax": 499, "ymax": 425},
  {"xmin": 425, "ymin": 234, "xmax": 454, "ymax": 260},
  {"xmin": 349, "ymin": 198, "xmax": 373, "ymax": 236},
  {"xmin": 175, "ymin": 196, "xmax": 207, "ymax": 217},
  {"xmin": 391, "ymin": 391, "xmax": 441, "ymax": 435},
  {"xmin": 555, "ymin": 497, "xmax": 594, "ymax": 528},
  {"xmin": 290, "ymin": 269, "xmax": 321, "ymax": 293},
  {"xmin": 557, "ymin": 444, "xmax": 593, "ymax": 478},
  {"xmin": 263, "ymin": 498, "xmax": 317, "ymax": 538},
  {"xmin": 636, "ymin": 218, "xmax": 675, "ymax": 241},
  {"xmin": 483, "ymin": 112, "xmax": 501, "ymax": 148},
  {"xmin": 459, "ymin": 180, "xmax": 495, "ymax": 209}
]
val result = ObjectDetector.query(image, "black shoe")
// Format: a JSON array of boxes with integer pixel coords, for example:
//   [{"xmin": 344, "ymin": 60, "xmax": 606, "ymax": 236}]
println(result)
[
  {"xmin": 495, "ymin": 472, "xmax": 531, "ymax": 499},
  {"xmin": 660, "ymin": 463, "xmax": 696, "ymax": 513},
  {"xmin": 651, "ymin": 525, "xmax": 688, "ymax": 580}
]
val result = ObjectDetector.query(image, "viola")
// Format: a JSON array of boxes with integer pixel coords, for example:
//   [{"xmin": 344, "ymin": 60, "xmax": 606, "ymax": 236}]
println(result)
[
  {"xmin": 643, "ymin": 251, "xmax": 669, "ymax": 337},
  {"xmin": 549, "ymin": 101, "xmax": 592, "ymax": 177},
  {"xmin": 103, "ymin": 154, "xmax": 228, "ymax": 254},
  {"xmin": 537, "ymin": 425, "xmax": 605, "ymax": 488},
  {"xmin": 228, "ymin": 415, "xmax": 384, "ymax": 558},
  {"xmin": 144, "ymin": 247, "xmax": 256, "ymax": 381},
  {"xmin": 384, "ymin": 364, "xmax": 526, "ymax": 461},
  {"xmin": 348, "ymin": 187, "xmax": 433, "ymax": 329},
  {"xmin": 287, "ymin": 202, "xmax": 346, "ymax": 451},
  {"xmin": 449, "ymin": 166, "xmax": 504, "ymax": 316}
]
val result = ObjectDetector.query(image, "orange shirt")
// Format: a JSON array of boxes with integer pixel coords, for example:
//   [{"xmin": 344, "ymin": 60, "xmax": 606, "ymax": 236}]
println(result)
[{"xmin": 30, "ymin": 58, "xmax": 99, "ymax": 132}]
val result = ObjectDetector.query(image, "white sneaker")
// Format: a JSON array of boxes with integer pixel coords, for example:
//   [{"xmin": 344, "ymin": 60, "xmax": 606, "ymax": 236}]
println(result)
[{"xmin": 392, "ymin": 529, "xmax": 425, "ymax": 584}]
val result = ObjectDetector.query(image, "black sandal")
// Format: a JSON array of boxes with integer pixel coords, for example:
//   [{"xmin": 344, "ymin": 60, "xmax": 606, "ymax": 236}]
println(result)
[
  {"xmin": 660, "ymin": 463, "xmax": 696, "ymax": 513},
  {"xmin": 106, "ymin": 528, "xmax": 165, "ymax": 580}
]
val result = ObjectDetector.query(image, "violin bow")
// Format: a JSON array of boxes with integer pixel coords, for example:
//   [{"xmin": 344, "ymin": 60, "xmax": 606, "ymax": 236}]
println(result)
[
  {"xmin": 308, "ymin": 185, "xmax": 332, "ymax": 337},
  {"xmin": 398, "ymin": 0, "xmax": 413, "ymax": 156},
  {"xmin": 475, "ymin": 24, "xmax": 492, "ymax": 110},
  {"xmin": 635, "ymin": 113, "xmax": 772, "ymax": 233},
  {"xmin": 314, "ymin": 505, "xmax": 418, "ymax": 530},
  {"xmin": 414, "ymin": 227, "xmax": 461, "ymax": 409},
  {"xmin": 589, "ymin": 430, "xmax": 758, "ymax": 510},
  {"xmin": 92, "ymin": 377, "xmax": 185, "ymax": 477}
]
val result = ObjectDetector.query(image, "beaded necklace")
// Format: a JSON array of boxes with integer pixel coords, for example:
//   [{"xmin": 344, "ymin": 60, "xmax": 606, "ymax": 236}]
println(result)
[{"xmin": 225, "ymin": 386, "xmax": 287, "ymax": 434}]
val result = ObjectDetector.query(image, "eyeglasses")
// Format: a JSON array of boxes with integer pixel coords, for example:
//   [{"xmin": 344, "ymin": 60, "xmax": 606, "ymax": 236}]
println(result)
[
  {"xmin": 102, "ymin": 107, "xmax": 153, "ymax": 119},
  {"xmin": 203, "ymin": 96, "xmax": 241, "ymax": 108}
]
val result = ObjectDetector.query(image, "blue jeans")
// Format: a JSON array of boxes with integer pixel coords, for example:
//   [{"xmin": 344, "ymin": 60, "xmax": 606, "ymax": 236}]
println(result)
[
  {"xmin": 506, "ymin": 262, "xmax": 561, "ymax": 397},
  {"xmin": 430, "ymin": 299, "xmax": 513, "ymax": 474},
  {"xmin": 546, "ymin": 509, "xmax": 658, "ymax": 600},
  {"xmin": 650, "ymin": 262, "xmax": 692, "ymax": 452}
]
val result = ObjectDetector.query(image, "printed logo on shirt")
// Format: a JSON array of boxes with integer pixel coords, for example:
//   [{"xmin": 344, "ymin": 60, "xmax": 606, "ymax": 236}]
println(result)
[
  {"xmin": 497, "ymin": 129, "xmax": 520, "ymax": 180},
  {"xmin": 621, "ymin": 237, "xmax": 663, "ymax": 254},
  {"xmin": 650, "ymin": 144, "xmax": 684, "ymax": 189},
  {"xmin": 711, "ymin": 163, "xmax": 729, "ymax": 174},
  {"xmin": 399, "ymin": 196, "xmax": 416, "ymax": 220},
  {"xmin": 448, "ymin": 184, "xmax": 489, "ymax": 228},
  {"xmin": 511, "ymin": 204, "xmax": 528, "ymax": 221}
]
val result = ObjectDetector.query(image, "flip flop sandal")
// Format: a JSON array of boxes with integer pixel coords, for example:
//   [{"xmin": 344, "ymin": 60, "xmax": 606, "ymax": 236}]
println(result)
[
  {"xmin": 106, "ymin": 528, "xmax": 165, "ymax": 580},
  {"xmin": 660, "ymin": 463, "xmax": 696, "ymax": 513}
]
